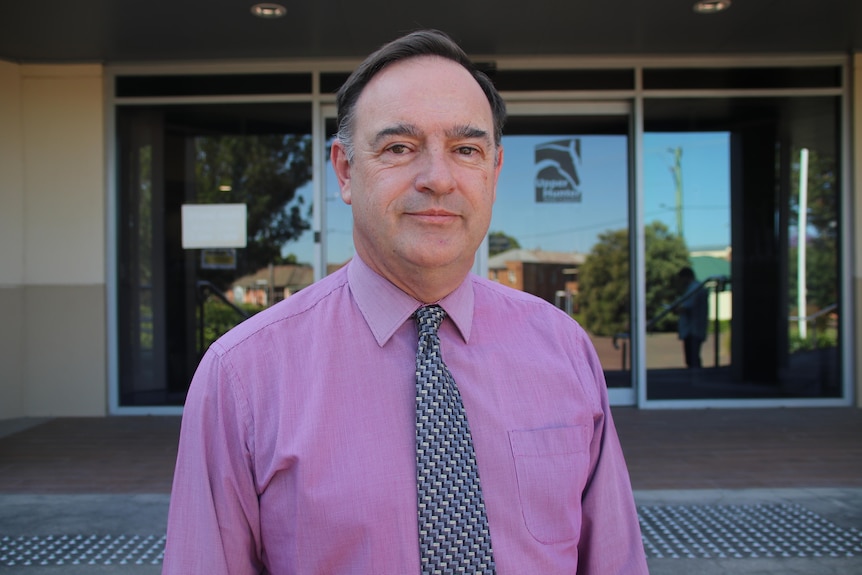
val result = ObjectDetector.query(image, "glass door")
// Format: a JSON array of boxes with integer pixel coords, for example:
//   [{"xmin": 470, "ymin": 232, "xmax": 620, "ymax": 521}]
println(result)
[
  {"xmin": 116, "ymin": 103, "xmax": 313, "ymax": 407},
  {"xmin": 491, "ymin": 102, "xmax": 635, "ymax": 405},
  {"xmin": 642, "ymin": 96, "xmax": 842, "ymax": 402}
]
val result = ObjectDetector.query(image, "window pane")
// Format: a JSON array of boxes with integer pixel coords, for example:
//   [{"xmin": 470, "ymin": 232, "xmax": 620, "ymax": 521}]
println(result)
[
  {"xmin": 491, "ymin": 129, "xmax": 631, "ymax": 387},
  {"xmin": 643, "ymin": 96, "xmax": 842, "ymax": 400},
  {"xmin": 117, "ymin": 103, "xmax": 313, "ymax": 406}
]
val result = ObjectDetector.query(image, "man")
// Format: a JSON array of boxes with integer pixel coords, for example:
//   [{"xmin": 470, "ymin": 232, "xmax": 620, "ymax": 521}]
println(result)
[
  {"xmin": 163, "ymin": 30, "xmax": 648, "ymax": 574},
  {"xmin": 676, "ymin": 266, "xmax": 709, "ymax": 369}
]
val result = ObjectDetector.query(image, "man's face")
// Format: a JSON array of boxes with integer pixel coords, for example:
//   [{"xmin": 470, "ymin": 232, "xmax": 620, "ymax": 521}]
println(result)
[{"xmin": 332, "ymin": 56, "xmax": 503, "ymax": 295}]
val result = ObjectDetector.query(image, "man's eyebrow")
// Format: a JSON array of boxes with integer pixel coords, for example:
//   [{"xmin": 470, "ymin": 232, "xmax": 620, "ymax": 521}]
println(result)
[
  {"xmin": 447, "ymin": 125, "xmax": 490, "ymax": 141},
  {"xmin": 370, "ymin": 123, "xmax": 491, "ymax": 148},
  {"xmin": 370, "ymin": 123, "xmax": 420, "ymax": 148}
]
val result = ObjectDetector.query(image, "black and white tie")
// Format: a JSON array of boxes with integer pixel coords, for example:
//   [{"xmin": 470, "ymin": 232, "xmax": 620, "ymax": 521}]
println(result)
[{"xmin": 414, "ymin": 305, "xmax": 495, "ymax": 574}]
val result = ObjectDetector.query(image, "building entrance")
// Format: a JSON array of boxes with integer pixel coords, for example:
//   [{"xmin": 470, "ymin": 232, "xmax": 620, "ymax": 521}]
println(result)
[{"xmin": 110, "ymin": 61, "xmax": 848, "ymax": 411}]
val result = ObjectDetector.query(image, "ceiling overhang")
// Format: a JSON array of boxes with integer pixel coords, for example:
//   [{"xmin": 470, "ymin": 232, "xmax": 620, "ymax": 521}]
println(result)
[{"xmin": 1, "ymin": 0, "xmax": 860, "ymax": 64}]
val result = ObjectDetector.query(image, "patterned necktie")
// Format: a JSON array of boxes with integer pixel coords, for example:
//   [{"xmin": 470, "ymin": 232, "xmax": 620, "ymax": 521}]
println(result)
[{"xmin": 414, "ymin": 305, "xmax": 496, "ymax": 574}]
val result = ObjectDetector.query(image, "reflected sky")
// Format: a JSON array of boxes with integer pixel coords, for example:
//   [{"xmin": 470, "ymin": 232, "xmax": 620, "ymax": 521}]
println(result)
[{"xmin": 286, "ymin": 131, "xmax": 732, "ymax": 266}]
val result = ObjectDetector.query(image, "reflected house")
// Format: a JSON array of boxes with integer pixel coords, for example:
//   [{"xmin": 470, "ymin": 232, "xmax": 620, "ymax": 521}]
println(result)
[
  {"xmin": 228, "ymin": 261, "xmax": 351, "ymax": 307},
  {"xmin": 229, "ymin": 264, "xmax": 314, "ymax": 307},
  {"xmin": 488, "ymin": 249, "xmax": 586, "ymax": 310}
]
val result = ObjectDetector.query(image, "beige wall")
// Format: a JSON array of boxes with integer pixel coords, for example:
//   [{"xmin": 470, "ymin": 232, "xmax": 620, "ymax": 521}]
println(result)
[
  {"xmin": 855, "ymin": 54, "xmax": 862, "ymax": 408},
  {"xmin": 0, "ymin": 60, "xmax": 26, "ymax": 418},
  {"xmin": 0, "ymin": 62, "xmax": 107, "ymax": 418}
]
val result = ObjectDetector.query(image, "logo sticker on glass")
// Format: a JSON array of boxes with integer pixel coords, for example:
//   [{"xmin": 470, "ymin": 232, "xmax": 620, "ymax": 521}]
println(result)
[{"xmin": 535, "ymin": 139, "xmax": 583, "ymax": 203}]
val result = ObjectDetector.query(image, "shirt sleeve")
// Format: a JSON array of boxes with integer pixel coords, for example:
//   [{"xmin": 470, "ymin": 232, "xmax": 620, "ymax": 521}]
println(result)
[
  {"xmin": 162, "ymin": 345, "xmax": 264, "ymax": 575},
  {"xmin": 575, "ymin": 336, "xmax": 650, "ymax": 575}
]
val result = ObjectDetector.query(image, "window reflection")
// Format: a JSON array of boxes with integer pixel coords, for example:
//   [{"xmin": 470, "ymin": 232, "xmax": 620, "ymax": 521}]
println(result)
[
  {"xmin": 117, "ymin": 103, "xmax": 313, "ymax": 406},
  {"xmin": 643, "ymin": 96, "xmax": 841, "ymax": 400},
  {"xmin": 491, "ymin": 132, "xmax": 631, "ymax": 388}
]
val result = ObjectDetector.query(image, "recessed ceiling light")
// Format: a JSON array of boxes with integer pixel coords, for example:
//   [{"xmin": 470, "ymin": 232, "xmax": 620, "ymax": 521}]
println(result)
[
  {"xmin": 251, "ymin": 3, "xmax": 287, "ymax": 19},
  {"xmin": 693, "ymin": 0, "xmax": 731, "ymax": 14}
]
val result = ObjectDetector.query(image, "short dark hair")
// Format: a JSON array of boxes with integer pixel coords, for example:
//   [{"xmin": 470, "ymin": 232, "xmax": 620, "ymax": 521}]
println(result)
[{"xmin": 335, "ymin": 29, "xmax": 506, "ymax": 161}]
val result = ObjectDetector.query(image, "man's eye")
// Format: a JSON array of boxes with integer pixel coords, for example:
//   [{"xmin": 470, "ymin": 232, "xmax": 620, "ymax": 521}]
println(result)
[
  {"xmin": 387, "ymin": 144, "xmax": 409, "ymax": 154},
  {"xmin": 457, "ymin": 146, "xmax": 479, "ymax": 156}
]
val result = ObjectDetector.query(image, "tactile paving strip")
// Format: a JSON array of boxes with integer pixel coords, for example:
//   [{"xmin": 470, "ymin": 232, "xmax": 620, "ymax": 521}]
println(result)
[
  {"xmin": 2, "ymin": 503, "xmax": 861, "ymax": 565},
  {"xmin": 0, "ymin": 534, "xmax": 165, "ymax": 567},
  {"xmin": 639, "ymin": 503, "xmax": 862, "ymax": 559}
]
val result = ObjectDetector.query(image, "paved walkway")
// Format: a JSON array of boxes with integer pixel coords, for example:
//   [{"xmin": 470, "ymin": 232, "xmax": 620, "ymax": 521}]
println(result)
[{"xmin": 1, "ymin": 407, "xmax": 861, "ymax": 574}]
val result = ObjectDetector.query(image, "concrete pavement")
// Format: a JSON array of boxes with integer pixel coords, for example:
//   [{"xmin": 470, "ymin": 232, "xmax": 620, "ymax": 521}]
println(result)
[{"xmin": 1, "ymin": 410, "xmax": 860, "ymax": 574}]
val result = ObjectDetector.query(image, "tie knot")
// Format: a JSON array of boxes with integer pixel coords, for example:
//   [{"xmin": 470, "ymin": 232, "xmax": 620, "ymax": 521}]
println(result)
[{"xmin": 415, "ymin": 305, "xmax": 446, "ymax": 335}]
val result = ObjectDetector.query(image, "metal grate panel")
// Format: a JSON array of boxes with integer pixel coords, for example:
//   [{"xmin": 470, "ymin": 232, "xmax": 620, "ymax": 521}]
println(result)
[
  {"xmin": 2, "ymin": 503, "xmax": 861, "ymax": 566},
  {"xmin": 0, "ymin": 534, "xmax": 164, "ymax": 567},
  {"xmin": 639, "ymin": 503, "xmax": 862, "ymax": 559}
]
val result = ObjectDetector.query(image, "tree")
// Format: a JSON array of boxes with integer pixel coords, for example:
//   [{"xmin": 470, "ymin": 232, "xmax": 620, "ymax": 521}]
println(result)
[
  {"xmin": 578, "ymin": 221, "xmax": 689, "ymax": 336},
  {"xmin": 194, "ymin": 134, "xmax": 313, "ymax": 286},
  {"xmin": 643, "ymin": 221, "xmax": 692, "ymax": 332}
]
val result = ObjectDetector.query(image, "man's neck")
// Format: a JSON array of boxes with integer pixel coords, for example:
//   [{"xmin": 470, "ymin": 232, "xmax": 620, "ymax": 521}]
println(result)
[
  {"xmin": 356, "ymin": 251, "xmax": 471, "ymax": 304},
  {"xmin": 389, "ymin": 266, "xmax": 468, "ymax": 304}
]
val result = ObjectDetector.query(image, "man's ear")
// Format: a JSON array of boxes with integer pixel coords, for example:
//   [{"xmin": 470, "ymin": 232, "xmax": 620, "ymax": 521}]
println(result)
[{"xmin": 331, "ymin": 140, "xmax": 352, "ymax": 205}]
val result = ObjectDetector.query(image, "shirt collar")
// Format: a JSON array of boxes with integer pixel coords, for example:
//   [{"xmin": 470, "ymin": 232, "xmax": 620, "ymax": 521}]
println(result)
[{"xmin": 347, "ymin": 255, "xmax": 474, "ymax": 346}]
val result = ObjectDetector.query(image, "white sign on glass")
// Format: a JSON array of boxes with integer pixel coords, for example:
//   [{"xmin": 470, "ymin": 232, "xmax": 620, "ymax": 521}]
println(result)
[{"xmin": 181, "ymin": 203, "xmax": 248, "ymax": 249}]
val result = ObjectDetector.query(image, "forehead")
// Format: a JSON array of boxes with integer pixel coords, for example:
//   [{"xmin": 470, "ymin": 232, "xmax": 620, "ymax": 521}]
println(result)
[{"xmin": 353, "ymin": 55, "xmax": 493, "ymax": 133}]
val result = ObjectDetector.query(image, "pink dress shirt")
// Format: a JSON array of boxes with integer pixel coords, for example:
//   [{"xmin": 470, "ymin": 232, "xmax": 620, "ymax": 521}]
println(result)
[{"xmin": 163, "ymin": 255, "xmax": 648, "ymax": 574}]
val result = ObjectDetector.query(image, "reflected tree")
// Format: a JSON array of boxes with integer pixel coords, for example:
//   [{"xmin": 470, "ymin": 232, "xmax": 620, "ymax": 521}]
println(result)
[
  {"xmin": 488, "ymin": 230, "xmax": 521, "ymax": 256},
  {"xmin": 194, "ymin": 134, "xmax": 313, "ymax": 286},
  {"xmin": 579, "ymin": 221, "xmax": 689, "ymax": 336}
]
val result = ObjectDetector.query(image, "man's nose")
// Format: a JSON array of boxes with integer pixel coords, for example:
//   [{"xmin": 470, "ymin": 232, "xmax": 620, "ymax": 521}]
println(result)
[{"xmin": 413, "ymin": 148, "xmax": 456, "ymax": 195}]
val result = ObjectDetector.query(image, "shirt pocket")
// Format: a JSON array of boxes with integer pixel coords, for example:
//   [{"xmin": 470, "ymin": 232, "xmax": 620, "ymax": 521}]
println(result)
[{"xmin": 508, "ymin": 425, "xmax": 591, "ymax": 544}]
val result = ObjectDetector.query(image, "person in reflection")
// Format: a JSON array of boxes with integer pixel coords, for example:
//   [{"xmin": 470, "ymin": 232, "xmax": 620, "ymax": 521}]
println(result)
[
  {"xmin": 162, "ymin": 29, "xmax": 648, "ymax": 575},
  {"xmin": 676, "ymin": 266, "xmax": 710, "ymax": 369}
]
